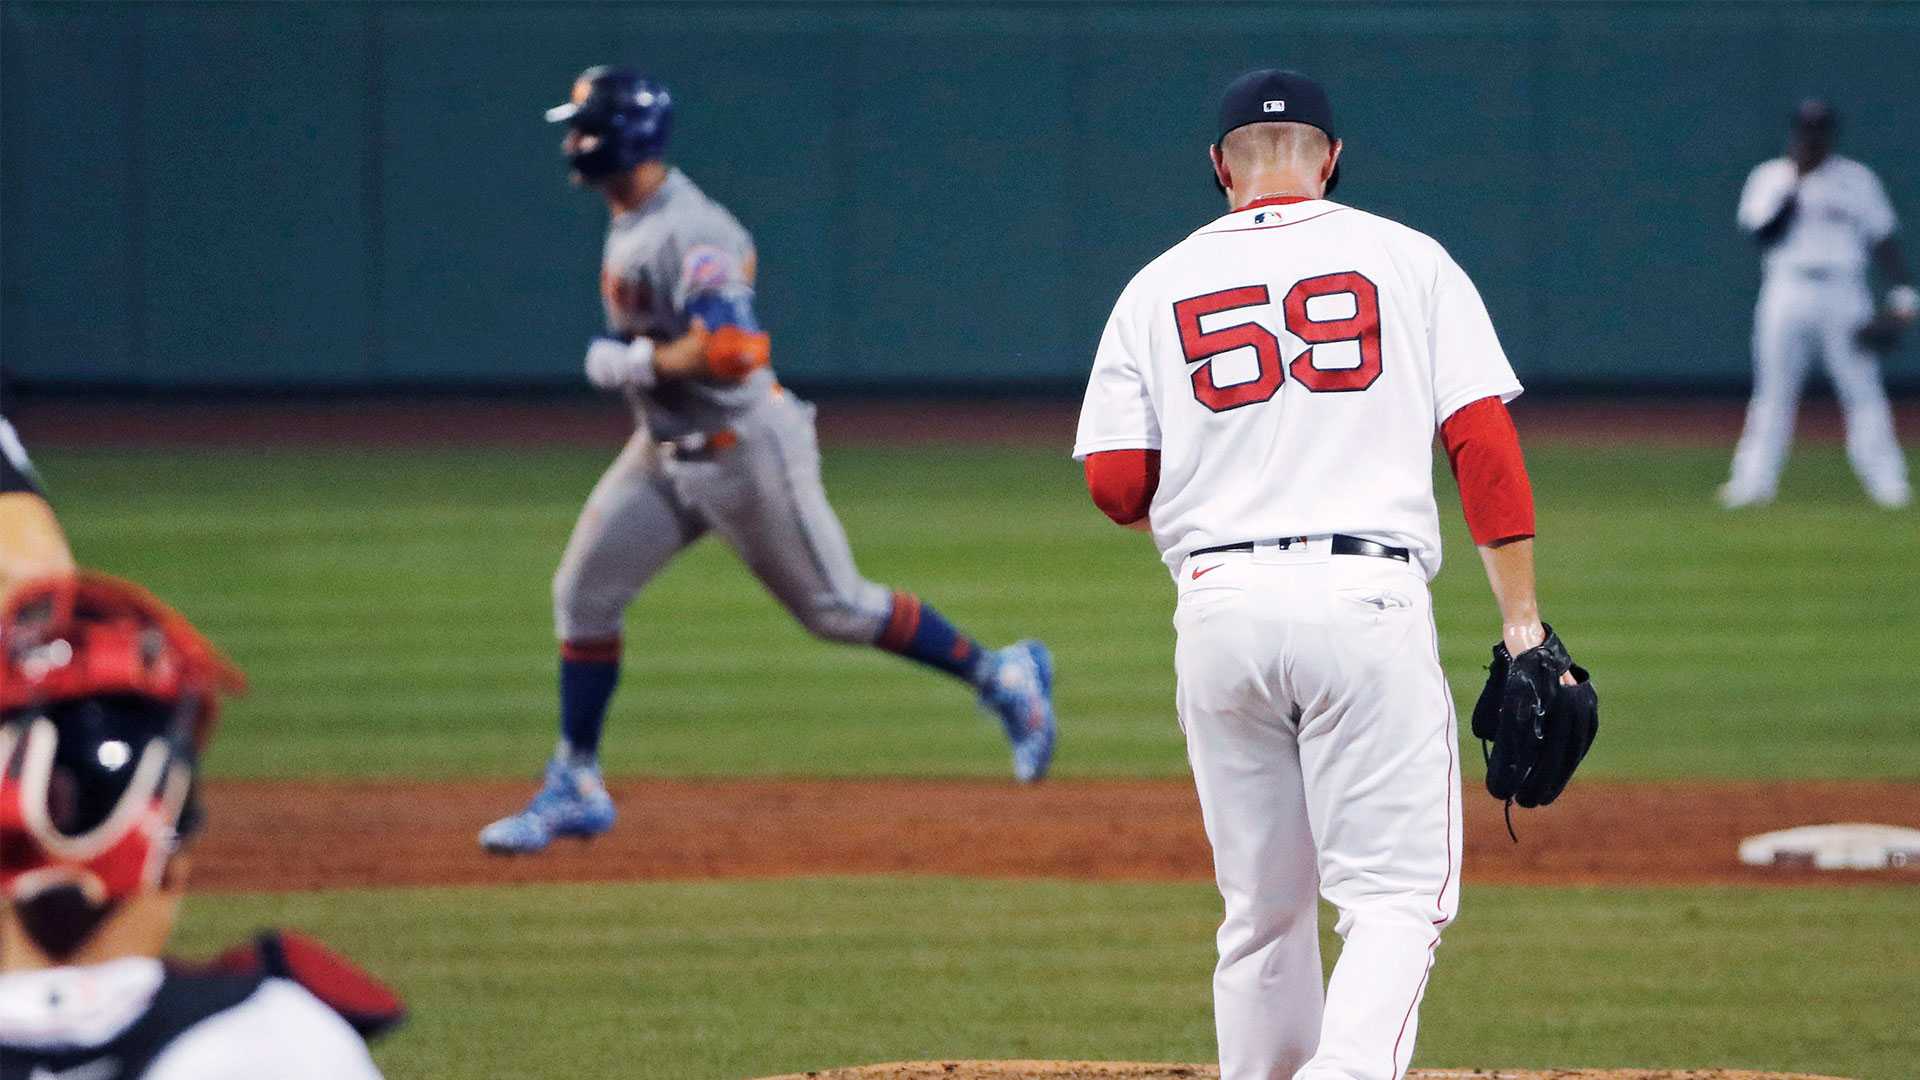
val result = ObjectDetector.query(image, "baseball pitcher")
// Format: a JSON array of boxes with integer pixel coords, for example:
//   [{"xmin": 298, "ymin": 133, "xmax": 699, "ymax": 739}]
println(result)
[
  {"xmin": 480, "ymin": 67, "xmax": 1057, "ymax": 854},
  {"xmin": 1075, "ymin": 70, "xmax": 1594, "ymax": 1080},
  {"xmin": 1, "ymin": 574, "xmax": 401, "ymax": 1079},
  {"xmin": 1723, "ymin": 99, "xmax": 1916, "ymax": 509}
]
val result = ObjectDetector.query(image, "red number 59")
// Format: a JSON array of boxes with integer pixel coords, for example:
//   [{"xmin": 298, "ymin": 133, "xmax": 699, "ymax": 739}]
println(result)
[{"xmin": 1173, "ymin": 271, "xmax": 1383, "ymax": 412}]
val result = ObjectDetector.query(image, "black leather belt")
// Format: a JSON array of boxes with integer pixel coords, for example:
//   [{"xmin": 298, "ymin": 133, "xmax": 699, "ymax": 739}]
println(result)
[{"xmin": 1191, "ymin": 534, "xmax": 1410, "ymax": 563}]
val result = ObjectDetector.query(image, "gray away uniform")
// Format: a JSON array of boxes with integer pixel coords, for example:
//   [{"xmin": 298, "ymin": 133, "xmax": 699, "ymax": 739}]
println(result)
[{"xmin": 554, "ymin": 169, "xmax": 892, "ymax": 645}]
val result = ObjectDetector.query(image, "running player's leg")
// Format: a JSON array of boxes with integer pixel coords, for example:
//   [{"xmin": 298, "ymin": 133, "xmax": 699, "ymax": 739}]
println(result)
[
  {"xmin": 690, "ymin": 400, "xmax": 988, "ymax": 678},
  {"xmin": 552, "ymin": 431, "xmax": 706, "ymax": 760},
  {"xmin": 479, "ymin": 432, "xmax": 704, "ymax": 854},
  {"xmin": 686, "ymin": 398, "xmax": 1054, "ymax": 779},
  {"xmin": 1172, "ymin": 556, "xmax": 1322, "ymax": 1080},
  {"xmin": 1292, "ymin": 556, "xmax": 1461, "ymax": 1080},
  {"xmin": 1820, "ymin": 289, "xmax": 1910, "ymax": 507},
  {"xmin": 1726, "ymin": 283, "xmax": 1818, "ymax": 505}
]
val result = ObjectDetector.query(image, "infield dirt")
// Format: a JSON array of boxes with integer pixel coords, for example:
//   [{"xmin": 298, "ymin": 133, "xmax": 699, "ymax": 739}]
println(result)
[{"xmin": 193, "ymin": 777, "xmax": 1920, "ymax": 892}]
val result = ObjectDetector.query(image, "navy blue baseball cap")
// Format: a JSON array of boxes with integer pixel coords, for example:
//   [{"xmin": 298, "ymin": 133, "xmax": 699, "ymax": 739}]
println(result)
[
  {"xmin": 1792, "ymin": 98, "xmax": 1836, "ymax": 132},
  {"xmin": 1215, "ymin": 69, "xmax": 1340, "ymax": 194}
]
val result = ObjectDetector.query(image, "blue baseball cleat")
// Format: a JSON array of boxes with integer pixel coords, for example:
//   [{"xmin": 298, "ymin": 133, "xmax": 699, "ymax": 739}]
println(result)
[
  {"xmin": 979, "ymin": 639, "xmax": 1057, "ymax": 783},
  {"xmin": 478, "ymin": 755, "xmax": 617, "ymax": 855}
]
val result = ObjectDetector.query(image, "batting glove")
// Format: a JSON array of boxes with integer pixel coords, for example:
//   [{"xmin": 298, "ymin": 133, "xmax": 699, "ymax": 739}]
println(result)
[{"xmin": 584, "ymin": 336, "xmax": 657, "ymax": 391}]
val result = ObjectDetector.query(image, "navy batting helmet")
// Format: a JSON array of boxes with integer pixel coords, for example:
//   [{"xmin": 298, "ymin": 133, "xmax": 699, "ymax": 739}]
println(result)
[{"xmin": 545, "ymin": 66, "xmax": 673, "ymax": 180}]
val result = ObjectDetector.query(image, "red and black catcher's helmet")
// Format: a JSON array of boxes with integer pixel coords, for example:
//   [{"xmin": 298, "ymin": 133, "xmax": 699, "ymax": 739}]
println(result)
[{"xmin": 0, "ymin": 573, "xmax": 244, "ymax": 957}]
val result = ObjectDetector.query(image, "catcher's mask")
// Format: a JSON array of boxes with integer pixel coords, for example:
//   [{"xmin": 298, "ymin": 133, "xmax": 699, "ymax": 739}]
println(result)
[{"xmin": 0, "ymin": 573, "xmax": 243, "ymax": 958}]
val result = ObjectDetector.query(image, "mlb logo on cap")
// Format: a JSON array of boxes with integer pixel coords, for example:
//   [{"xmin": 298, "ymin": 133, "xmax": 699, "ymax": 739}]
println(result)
[
  {"xmin": 1216, "ymin": 69, "xmax": 1341, "ymax": 195},
  {"xmin": 1219, "ymin": 70, "xmax": 1334, "ymax": 146}
]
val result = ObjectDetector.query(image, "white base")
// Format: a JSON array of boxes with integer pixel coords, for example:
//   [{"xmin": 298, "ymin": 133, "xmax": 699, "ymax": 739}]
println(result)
[{"xmin": 1737, "ymin": 822, "xmax": 1920, "ymax": 871}]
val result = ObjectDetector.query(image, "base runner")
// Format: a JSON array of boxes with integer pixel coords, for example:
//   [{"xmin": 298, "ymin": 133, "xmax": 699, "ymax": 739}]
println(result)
[
  {"xmin": 1075, "ymin": 70, "xmax": 1590, "ymax": 1080},
  {"xmin": 480, "ymin": 67, "xmax": 1056, "ymax": 854}
]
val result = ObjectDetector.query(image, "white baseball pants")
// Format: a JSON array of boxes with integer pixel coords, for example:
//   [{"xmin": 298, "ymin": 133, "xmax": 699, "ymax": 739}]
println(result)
[
  {"xmin": 1174, "ymin": 539, "xmax": 1461, "ymax": 1080},
  {"xmin": 1726, "ymin": 273, "xmax": 1910, "ymax": 506}
]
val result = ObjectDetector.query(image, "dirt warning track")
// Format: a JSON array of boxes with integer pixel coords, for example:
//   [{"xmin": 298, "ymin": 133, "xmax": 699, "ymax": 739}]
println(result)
[{"xmin": 192, "ymin": 778, "xmax": 1920, "ymax": 893}]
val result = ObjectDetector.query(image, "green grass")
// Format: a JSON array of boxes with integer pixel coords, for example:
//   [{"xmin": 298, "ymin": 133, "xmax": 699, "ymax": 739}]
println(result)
[
  {"xmin": 170, "ymin": 877, "xmax": 1920, "ymax": 1080},
  {"xmin": 37, "ymin": 438, "xmax": 1920, "ymax": 781},
  {"xmin": 42, "ymin": 438, "xmax": 1919, "ymax": 1080}
]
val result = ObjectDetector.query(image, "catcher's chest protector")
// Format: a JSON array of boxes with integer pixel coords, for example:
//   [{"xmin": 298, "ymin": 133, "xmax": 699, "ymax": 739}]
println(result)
[{"xmin": 0, "ymin": 969, "xmax": 264, "ymax": 1080}]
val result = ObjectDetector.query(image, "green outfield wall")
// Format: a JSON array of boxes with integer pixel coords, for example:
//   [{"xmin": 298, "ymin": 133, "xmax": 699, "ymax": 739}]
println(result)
[{"xmin": 4, "ymin": 2, "xmax": 1917, "ymax": 393}]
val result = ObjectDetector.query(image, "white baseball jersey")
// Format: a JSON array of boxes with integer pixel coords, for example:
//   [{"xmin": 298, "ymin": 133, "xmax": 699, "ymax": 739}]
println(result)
[
  {"xmin": 1074, "ymin": 197, "xmax": 1522, "ymax": 578},
  {"xmin": 1738, "ymin": 155, "xmax": 1898, "ymax": 277},
  {"xmin": 0, "ymin": 957, "xmax": 384, "ymax": 1079},
  {"xmin": 1724, "ymin": 154, "xmax": 1910, "ymax": 508}
]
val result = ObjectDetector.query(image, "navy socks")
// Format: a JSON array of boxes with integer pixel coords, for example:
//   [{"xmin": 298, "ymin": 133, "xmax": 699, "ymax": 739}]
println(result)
[
  {"xmin": 558, "ymin": 638, "xmax": 622, "ymax": 759},
  {"xmin": 560, "ymin": 596, "xmax": 990, "ymax": 765},
  {"xmin": 874, "ymin": 592, "xmax": 991, "ymax": 687}
]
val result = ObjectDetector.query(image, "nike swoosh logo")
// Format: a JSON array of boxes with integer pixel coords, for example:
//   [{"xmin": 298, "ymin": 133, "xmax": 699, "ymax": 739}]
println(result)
[{"xmin": 1191, "ymin": 563, "xmax": 1224, "ymax": 580}]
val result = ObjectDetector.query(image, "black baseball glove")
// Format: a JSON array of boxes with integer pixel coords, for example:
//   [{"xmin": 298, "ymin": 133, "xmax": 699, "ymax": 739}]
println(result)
[
  {"xmin": 1470, "ymin": 625, "xmax": 1598, "ymax": 826},
  {"xmin": 1857, "ymin": 311, "xmax": 1909, "ymax": 354}
]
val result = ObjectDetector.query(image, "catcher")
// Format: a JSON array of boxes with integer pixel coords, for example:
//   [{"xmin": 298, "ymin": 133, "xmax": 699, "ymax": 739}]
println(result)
[{"xmin": 0, "ymin": 573, "xmax": 403, "ymax": 1078}]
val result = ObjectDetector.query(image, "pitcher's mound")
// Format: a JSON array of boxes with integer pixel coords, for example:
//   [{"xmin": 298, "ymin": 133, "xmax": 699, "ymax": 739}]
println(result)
[{"xmin": 754, "ymin": 1064, "xmax": 1852, "ymax": 1080}]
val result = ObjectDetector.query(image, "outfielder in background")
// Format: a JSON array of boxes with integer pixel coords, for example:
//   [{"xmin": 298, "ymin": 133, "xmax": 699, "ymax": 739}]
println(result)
[
  {"xmin": 0, "ymin": 574, "xmax": 403, "ymax": 1078},
  {"xmin": 1076, "ymin": 71, "xmax": 1593, "ymax": 1080},
  {"xmin": 1722, "ymin": 99, "xmax": 1917, "ymax": 509},
  {"xmin": 480, "ymin": 68, "xmax": 1058, "ymax": 855}
]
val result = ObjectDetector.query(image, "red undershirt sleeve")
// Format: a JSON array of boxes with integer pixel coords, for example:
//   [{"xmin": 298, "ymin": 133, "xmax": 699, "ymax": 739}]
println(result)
[
  {"xmin": 1083, "ymin": 449, "xmax": 1160, "ymax": 526},
  {"xmin": 1440, "ymin": 396, "xmax": 1535, "ymax": 546}
]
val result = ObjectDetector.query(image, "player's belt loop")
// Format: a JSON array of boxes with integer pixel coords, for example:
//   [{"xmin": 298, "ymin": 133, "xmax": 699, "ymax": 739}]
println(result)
[
  {"xmin": 1266, "ymin": 535, "xmax": 1311, "ymax": 552},
  {"xmin": 660, "ymin": 427, "xmax": 741, "ymax": 461},
  {"xmin": 1190, "ymin": 534, "xmax": 1409, "ymax": 563}
]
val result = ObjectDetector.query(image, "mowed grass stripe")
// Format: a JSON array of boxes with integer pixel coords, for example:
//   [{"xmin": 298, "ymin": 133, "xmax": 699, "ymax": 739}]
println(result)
[
  {"xmin": 169, "ymin": 877, "xmax": 1920, "ymax": 1080},
  {"xmin": 37, "ymin": 440, "xmax": 1920, "ymax": 780}
]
